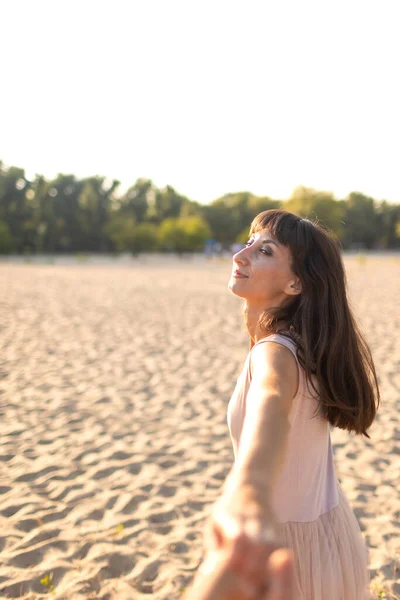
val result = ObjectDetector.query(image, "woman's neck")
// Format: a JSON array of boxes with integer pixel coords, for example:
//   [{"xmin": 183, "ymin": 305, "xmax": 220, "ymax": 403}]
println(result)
[
  {"xmin": 244, "ymin": 309, "xmax": 262, "ymax": 344},
  {"xmin": 244, "ymin": 303, "xmax": 289, "ymax": 346},
  {"xmin": 244, "ymin": 305, "xmax": 269, "ymax": 344}
]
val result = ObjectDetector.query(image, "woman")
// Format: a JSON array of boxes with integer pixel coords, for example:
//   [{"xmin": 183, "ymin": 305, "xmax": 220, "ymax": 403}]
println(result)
[{"xmin": 193, "ymin": 210, "xmax": 379, "ymax": 599}]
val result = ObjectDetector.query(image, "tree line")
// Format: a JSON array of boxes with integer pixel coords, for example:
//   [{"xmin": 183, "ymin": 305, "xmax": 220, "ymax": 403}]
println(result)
[{"xmin": 0, "ymin": 161, "xmax": 399, "ymax": 254}]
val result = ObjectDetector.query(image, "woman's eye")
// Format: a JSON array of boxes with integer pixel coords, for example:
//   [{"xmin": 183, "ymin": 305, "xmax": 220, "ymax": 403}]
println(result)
[{"xmin": 245, "ymin": 241, "xmax": 271, "ymax": 255}]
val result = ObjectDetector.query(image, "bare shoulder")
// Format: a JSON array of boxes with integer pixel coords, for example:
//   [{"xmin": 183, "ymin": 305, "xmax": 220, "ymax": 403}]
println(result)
[
  {"xmin": 250, "ymin": 340, "xmax": 299, "ymax": 411},
  {"xmin": 250, "ymin": 338, "xmax": 298, "ymax": 374}
]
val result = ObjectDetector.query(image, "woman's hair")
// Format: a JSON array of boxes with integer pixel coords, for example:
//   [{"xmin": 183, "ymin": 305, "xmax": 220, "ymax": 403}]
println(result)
[{"xmin": 248, "ymin": 209, "xmax": 380, "ymax": 438}]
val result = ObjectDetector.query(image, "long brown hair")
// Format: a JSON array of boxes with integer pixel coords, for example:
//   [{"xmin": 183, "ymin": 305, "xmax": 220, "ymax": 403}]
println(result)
[{"xmin": 248, "ymin": 209, "xmax": 380, "ymax": 438}]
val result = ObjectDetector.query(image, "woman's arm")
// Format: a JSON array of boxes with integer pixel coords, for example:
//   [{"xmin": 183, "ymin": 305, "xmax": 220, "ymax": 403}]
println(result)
[
  {"xmin": 224, "ymin": 342, "xmax": 298, "ymax": 498},
  {"xmin": 196, "ymin": 342, "xmax": 299, "ymax": 594}
]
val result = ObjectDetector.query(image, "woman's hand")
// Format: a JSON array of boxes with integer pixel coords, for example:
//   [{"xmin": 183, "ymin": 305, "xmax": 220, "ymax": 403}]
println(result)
[{"xmin": 201, "ymin": 481, "xmax": 285, "ymax": 596}]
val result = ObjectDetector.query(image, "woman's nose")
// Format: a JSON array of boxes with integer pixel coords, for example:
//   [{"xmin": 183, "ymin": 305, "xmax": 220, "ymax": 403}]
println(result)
[{"xmin": 233, "ymin": 248, "xmax": 248, "ymax": 266}]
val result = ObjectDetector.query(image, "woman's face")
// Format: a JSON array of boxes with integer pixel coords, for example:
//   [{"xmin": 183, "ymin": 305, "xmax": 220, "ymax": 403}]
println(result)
[{"xmin": 228, "ymin": 229, "xmax": 301, "ymax": 309}]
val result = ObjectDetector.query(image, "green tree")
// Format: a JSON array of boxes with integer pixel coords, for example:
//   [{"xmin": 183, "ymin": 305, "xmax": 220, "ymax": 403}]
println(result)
[
  {"xmin": 2, "ymin": 158, "xmax": 400, "ymax": 254},
  {"xmin": 126, "ymin": 222, "xmax": 159, "ymax": 254},
  {"xmin": 158, "ymin": 218, "xmax": 187, "ymax": 253},
  {"xmin": 28, "ymin": 175, "xmax": 53, "ymax": 253},
  {"xmin": 179, "ymin": 216, "xmax": 211, "ymax": 250},
  {"xmin": 78, "ymin": 176, "xmax": 120, "ymax": 252},
  {"xmin": 0, "ymin": 220, "xmax": 15, "ymax": 253},
  {"xmin": 118, "ymin": 179, "xmax": 154, "ymax": 223},
  {"xmin": 341, "ymin": 192, "xmax": 379, "ymax": 249},
  {"xmin": 39, "ymin": 174, "xmax": 84, "ymax": 253},
  {"xmin": 375, "ymin": 200, "xmax": 400, "ymax": 249},
  {"xmin": 103, "ymin": 216, "xmax": 136, "ymax": 252},
  {"xmin": 284, "ymin": 186, "xmax": 345, "ymax": 239},
  {"xmin": 158, "ymin": 216, "xmax": 211, "ymax": 252},
  {"xmin": 202, "ymin": 192, "xmax": 280, "ymax": 246},
  {"xmin": 179, "ymin": 198, "xmax": 204, "ymax": 218},
  {"xmin": 148, "ymin": 185, "xmax": 191, "ymax": 224},
  {"xmin": 0, "ymin": 163, "xmax": 33, "ymax": 252}
]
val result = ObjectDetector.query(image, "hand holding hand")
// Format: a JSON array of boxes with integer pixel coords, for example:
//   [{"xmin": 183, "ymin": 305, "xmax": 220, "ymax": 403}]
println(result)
[
  {"xmin": 201, "ymin": 482, "xmax": 285, "ymax": 596},
  {"xmin": 184, "ymin": 543, "xmax": 294, "ymax": 600}
]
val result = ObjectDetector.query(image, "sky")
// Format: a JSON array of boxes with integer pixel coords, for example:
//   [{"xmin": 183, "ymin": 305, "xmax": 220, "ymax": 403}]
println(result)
[{"xmin": 1, "ymin": 0, "xmax": 400, "ymax": 204}]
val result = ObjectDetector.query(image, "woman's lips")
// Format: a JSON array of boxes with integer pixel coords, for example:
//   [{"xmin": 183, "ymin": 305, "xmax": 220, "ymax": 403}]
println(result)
[{"xmin": 232, "ymin": 271, "xmax": 248, "ymax": 278}]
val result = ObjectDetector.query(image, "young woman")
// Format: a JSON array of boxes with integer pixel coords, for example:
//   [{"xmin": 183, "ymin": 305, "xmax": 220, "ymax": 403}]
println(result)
[{"xmin": 195, "ymin": 209, "xmax": 379, "ymax": 600}]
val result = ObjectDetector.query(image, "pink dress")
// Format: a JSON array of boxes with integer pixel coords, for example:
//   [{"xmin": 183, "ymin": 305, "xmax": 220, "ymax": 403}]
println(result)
[{"xmin": 227, "ymin": 333, "xmax": 371, "ymax": 600}]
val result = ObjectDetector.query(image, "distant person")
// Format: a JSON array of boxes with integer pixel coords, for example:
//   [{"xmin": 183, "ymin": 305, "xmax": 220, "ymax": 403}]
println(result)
[
  {"xmin": 204, "ymin": 240, "xmax": 224, "ymax": 260},
  {"xmin": 204, "ymin": 240, "xmax": 215, "ymax": 260},
  {"xmin": 230, "ymin": 242, "xmax": 244, "ymax": 255},
  {"xmin": 191, "ymin": 210, "xmax": 379, "ymax": 599}
]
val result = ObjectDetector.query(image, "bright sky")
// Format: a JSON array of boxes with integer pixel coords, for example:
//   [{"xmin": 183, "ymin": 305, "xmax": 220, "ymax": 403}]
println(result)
[{"xmin": 1, "ymin": 0, "xmax": 399, "ymax": 204}]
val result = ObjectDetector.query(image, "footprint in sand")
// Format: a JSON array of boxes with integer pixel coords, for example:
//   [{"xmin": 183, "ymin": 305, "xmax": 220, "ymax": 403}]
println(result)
[
  {"xmin": 92, "ymin": 466, "xmax": 118, "ymax": 480},
  {"xmin": 94, "ymin": 552, "xmax": 136, "ymax": 579},
  {"xmin": 149, "ymin": 509, "xmax": 178, "ymax": 524},
  {"xmin": 133, "ymin": 559, "xmax": 165, "ymax": 594},
  {"xmin": 9, "ymin": 540, "xmax": 69, "ymax": 568},
  {"xmin": 154, "ymin": 525, "xmax": 173, "ymax": 535},
  {"xmin": 158, "ymin": 459, "xmax": 178, "ymax": 469},
  {"xmin": 14, "ymin": 465, "xmax": 61, "ymax": 483},
  {"xmin": 158, "ymin": 485, "xmax": 177, "ymax": 497},
  {"xmin": 169, "ymin": 541, "xmax": 189, "ymax": 554},
  {"xmin": 121, "ymin": 494, "xmax": 147, "ymax": 514},
  {"xmin": 127, "ymin": 462, "xmax": 142, "ymax": 475}
]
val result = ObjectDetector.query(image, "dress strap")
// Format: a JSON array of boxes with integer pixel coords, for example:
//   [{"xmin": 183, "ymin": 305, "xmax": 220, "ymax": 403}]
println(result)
[{"xmin": 252, "ymin": 333, "xmax": 299, "ymax": 362}]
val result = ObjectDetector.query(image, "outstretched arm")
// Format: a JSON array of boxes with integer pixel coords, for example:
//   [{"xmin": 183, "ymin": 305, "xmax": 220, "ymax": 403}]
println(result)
[
  {"xmin": 224, "ymin": 341, "xmax": 298, "ymax": 498},
  {"xmin": 192, "ymin": 341, "xmax": 299, "ymax": 598}
]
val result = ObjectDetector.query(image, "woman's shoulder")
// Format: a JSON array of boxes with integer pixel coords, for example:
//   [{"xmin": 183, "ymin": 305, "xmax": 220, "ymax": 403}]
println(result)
[
  {"xmin": 249, "ymin": 333, "xmax": 300, "ymax": 405},
  {"xmin": 251, "ymin": 331, "xmax": 299, "ymax": 357}
]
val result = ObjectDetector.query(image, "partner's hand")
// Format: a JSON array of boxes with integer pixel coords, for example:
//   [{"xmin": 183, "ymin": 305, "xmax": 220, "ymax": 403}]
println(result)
[
  {"xmin": 184, "ymin": 545, "xmax": 294, "ymax": 600},
  {"xmin": 202, "ymin": 483, "xmax": 284, "ymax": 594}
]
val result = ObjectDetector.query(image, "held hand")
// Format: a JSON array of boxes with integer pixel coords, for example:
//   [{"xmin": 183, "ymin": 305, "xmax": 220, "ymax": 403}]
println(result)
[
  {"xmin": 201, "ymin": 483, "xmax": 285, "ymax": 595},
  {"xmin": 186, "ymin": 540, "xmax": 294, "ymax": 600}
]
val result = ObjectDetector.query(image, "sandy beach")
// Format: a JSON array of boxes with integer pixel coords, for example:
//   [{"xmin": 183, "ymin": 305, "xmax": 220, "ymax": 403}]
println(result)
[{"xmin": 0, "ymin": 255, "xmax": 399, "ymax": 599}]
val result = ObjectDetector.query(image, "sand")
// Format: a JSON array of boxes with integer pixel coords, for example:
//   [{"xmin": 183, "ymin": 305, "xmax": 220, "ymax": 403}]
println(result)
[{"xmin": 0, "ymin": 254, "xmax": 399, "ymax": 599}]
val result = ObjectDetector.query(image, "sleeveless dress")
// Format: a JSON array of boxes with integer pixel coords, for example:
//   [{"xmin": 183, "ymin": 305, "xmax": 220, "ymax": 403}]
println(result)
[{"xmin": 226, "ymin": 333, "xmax": 371, "ymax": 600}]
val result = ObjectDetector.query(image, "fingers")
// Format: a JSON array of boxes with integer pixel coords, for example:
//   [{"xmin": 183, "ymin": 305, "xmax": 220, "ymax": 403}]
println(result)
[
  {"xmin": 263, "ymin": 549, "xmax": 294, "ymax": 600},
  {"xmin": 203, "ymin": 517, "xmax": 224, "ymax": 552},
  {"xmin": 189, "ymin": 547, "xmax": 295, "ymax": 600},
  {"xmin": 230, "ymin": 536, "xmax": 271, "ymax": 585},
  {"xmin": 240, "ymin": 520, "xmax": 283, "ymax": 579},
  {"xmin": 224, "ymin": 522, "xmax": 283, "ymax": 586},
  {"xmin": 203, "ymin": 515, "xmax": 283, "ymax": 592},
  {"xmin": 201, "ymin": 512, "xmax": 294, "ymax": 599},
  {"xmin": 189, "ymin": 550, "xmax": 259, "ymax": 600},
  {"xmin": 212, "ymin": 509, "xmax": 242, "ymax": 542},
  {"xmin": 243, "ymin": 519, "xmax": 277, "ymax": 545}
]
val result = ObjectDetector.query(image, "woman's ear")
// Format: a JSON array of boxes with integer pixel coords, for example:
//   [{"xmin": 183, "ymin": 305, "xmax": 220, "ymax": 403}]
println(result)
[{"xmin": 286, "ymin": 278, "xmax": 302, "ymax": 295}]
